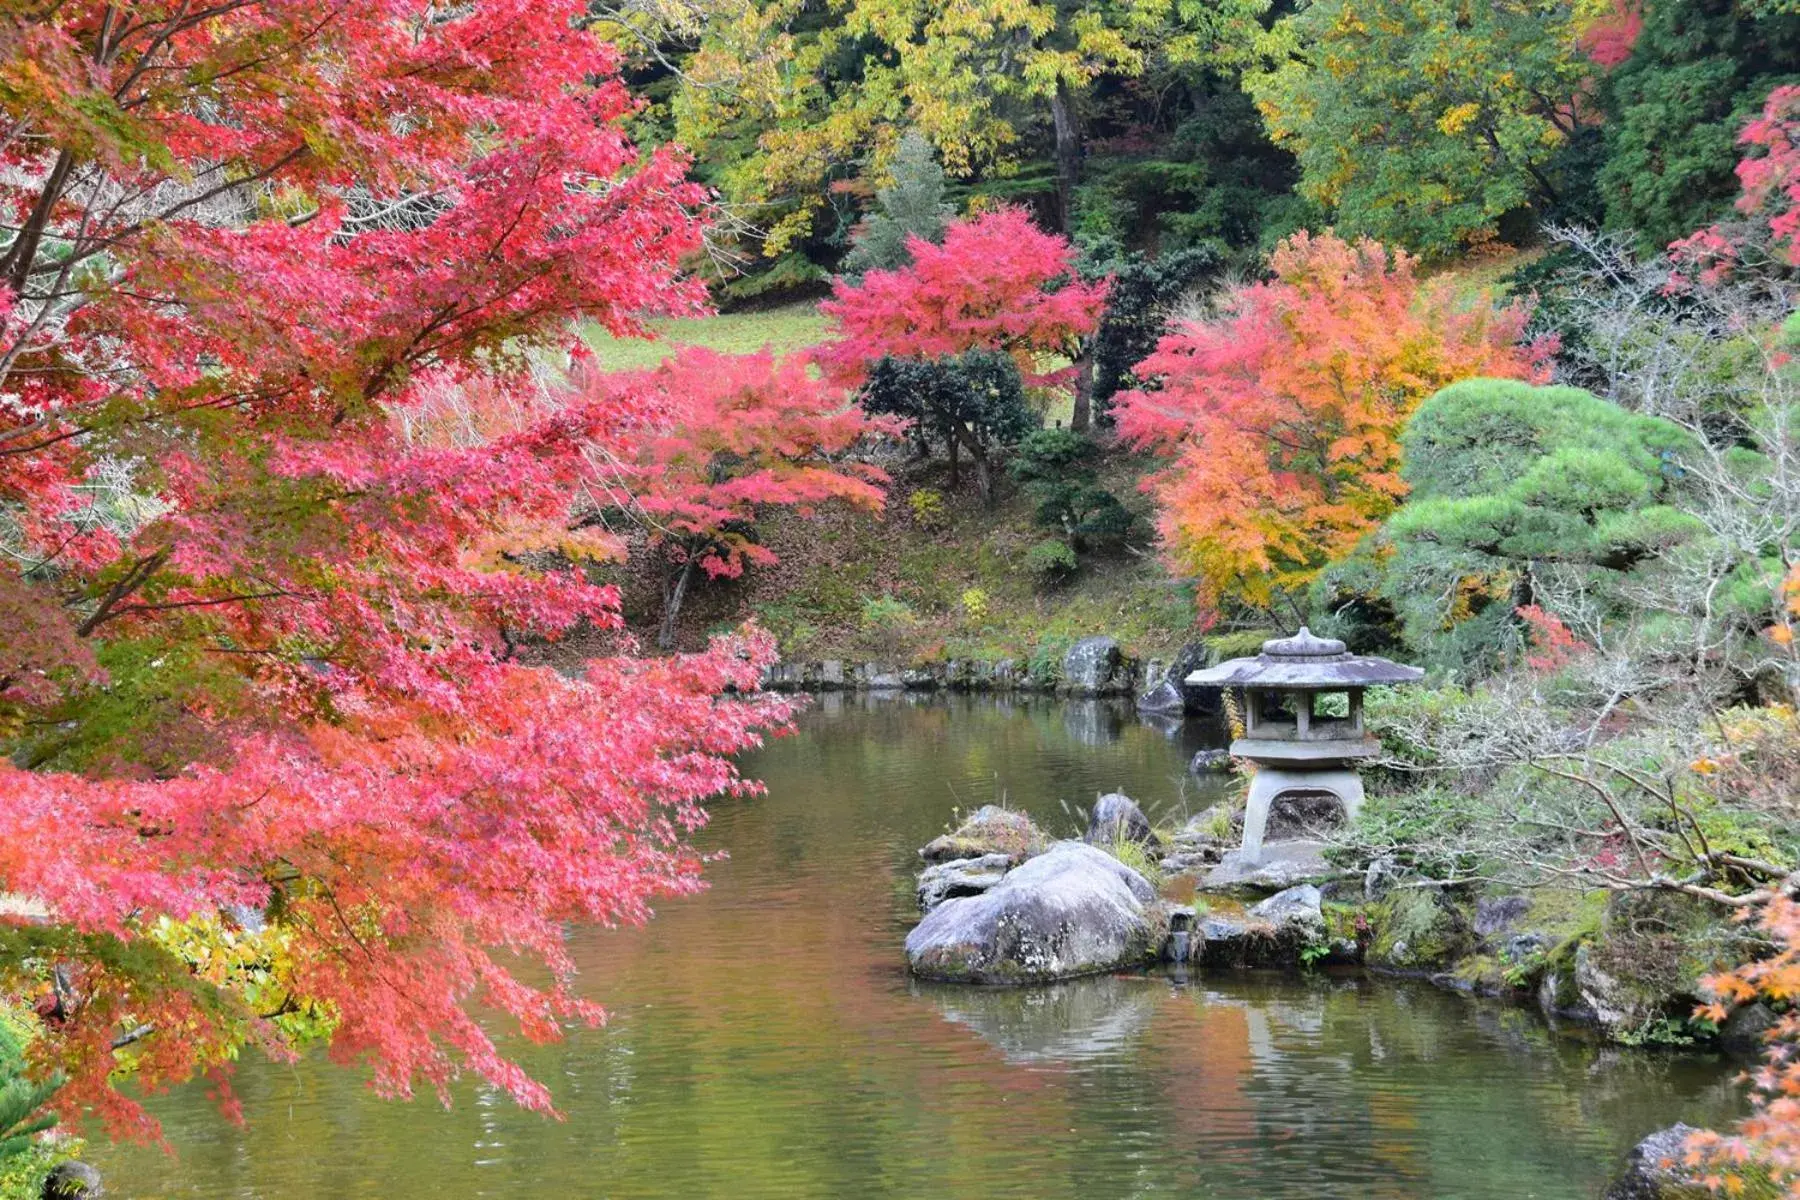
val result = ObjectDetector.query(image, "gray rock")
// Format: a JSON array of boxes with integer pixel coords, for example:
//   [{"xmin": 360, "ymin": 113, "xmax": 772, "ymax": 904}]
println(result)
[
  {"xmin": 1062, "ymin": 636, "xmax": 1130, "ymax": 696},
  {"xmin": 1720, "ymin": 1001, "xmax": 1780, "ymax": 1057},
  {"xmin": 905, "ymin": 841, "xmax": 1165, "ymax": 984},
  {"xmin": 1363, "ymin": 855, "xmax": 1403, "ymax": 902},
  {"xmin": 1203, "ymin": 841, "xmax": 1333, "ymax": 892},
  {"xmin": 817, "ymin": 660, "xmax": 845, "ymax": 689},
  {"xmin": 901, "ymin": 666, "xmax": 940, "ymax": 690},
  {"xmin": 917, "ymin": 853, "xmax": 1012, "ymax": 911},
  {"xmin": 1085, "ymin": 792, "xmax": 1155, "ymax": 848},
  {"xmin": 918, "ymin": 805, "xmax": 1049, "ymax": 865},
  {"xmin": 1249, "ymin": 884, "xmax": 1324, "ymax": 931},
  {"xmin": 1473, "ymin": 894, "xmax": 1531, "ymax": 939},
  {"xmin": 1575, "ymin": 942, "xmax": 1660, "ymax": 1035},
  {"xmin": 866, "ymin": 669, "xmax": 905, "ymax": 690},
  {"xmin": 1136, "ymin": 679, "xmax": 1185, "ymax": 715},
  {"xmin": 1188, "ymin": 748, "xmax": 1232, "ymax": 774},
  {"xmin": 1602, "ymin": 1125, "xmax": 1708, "ymax": 1200},
  {"xmin": 42, "ymin": 1162, "xmax": 103, "ymax": 1199}
]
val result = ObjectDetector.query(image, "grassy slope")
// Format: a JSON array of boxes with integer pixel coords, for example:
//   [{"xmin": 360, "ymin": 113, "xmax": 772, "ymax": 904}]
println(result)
[
  {"xmin": 580, "ymin": 302, "xmax": 830, "ymax": 371},
  {"xmin": 585, "ymin": 303, "xmax": 1202, "ymax": 664}
]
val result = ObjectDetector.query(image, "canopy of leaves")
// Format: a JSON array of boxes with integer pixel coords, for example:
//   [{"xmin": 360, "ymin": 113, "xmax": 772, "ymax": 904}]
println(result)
[
  {"xmin": 658, "ymin": 0, "xmax": 1269, "ymax": 260},
  {"xmin": 861, "ymin": 351, "xmax": 1039, "ymax": 475},
  {"xmin": 818, "ymin": 207, "xmax": 1108, "ymax": 389},
  {"xmin": 1597, "ymin": 0, "xmax": 1800, "ymax": 253},
  {"xmin": 1246, "ymin": 0, "xmax": 1593, "ymax": 254},
  {"xmin": 1319, "ymin": 379, "xmax": 1700, "ymax": 670},
  {"xmin": 1115, "ymin": 231, "xmax": 1548, "ymax": 614},
  {"xmin": 0, "ymin": 0, "xmax": 792, "ymax": 1139}
]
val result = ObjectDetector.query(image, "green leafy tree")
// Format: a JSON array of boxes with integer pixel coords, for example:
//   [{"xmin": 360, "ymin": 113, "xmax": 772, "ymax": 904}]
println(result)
[
  {"xmin": 843, "ymin": 131, "xmax": 954, "ymax": 277},
  {"xmin": 1317, "ymin": 379, "xmax": 1699, "ymax": 671},
  {"xmin": 1081, "ymin": 246, "xmax": 1221, "ymax": 420},
  {"xmin": 1007, "ymin": 429, "xmax": 1136, "ymax": 552},
  {"xmin": 860, "ymin": 351, "xmax": 1040, "ymax": 499},
  {"xmin": 663, "ymin": 0, "xmax": 1268, "ymax": 266},
  {"xmin": 1597, "ymin": 0, "xmax": 1800, "ymax": 252},
  {"xmin": 0, "ymin": 1023, "xmax": 59, "ymax": 1166},
  {"xmin": 1246, "ymin": 0, "xmax": 1594, "ymax": 254}
]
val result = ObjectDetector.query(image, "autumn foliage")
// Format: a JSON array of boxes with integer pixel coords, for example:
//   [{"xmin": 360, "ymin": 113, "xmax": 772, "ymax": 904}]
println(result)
[
  {"xmin": 0, "ymin": 1, "xmax": 797, "ymax": 1138},
  {"xmin": 1114, "ymin": 231, "xmax": 1550, "ymax": 612},
  {"xmin": 1690, "ymin": 894, "xmax": 1800, "ymax": 1196},
  {"xmin": 585, "ymin": 348, "xmax": 897, "ymax": 646},
  {"xmin": 1671, "ymin": 84, "xmax": 1800, "ymax": 280},
  {"xmin": 816, "ymin": 207, "xmax": 1108, "ymax": 389}
]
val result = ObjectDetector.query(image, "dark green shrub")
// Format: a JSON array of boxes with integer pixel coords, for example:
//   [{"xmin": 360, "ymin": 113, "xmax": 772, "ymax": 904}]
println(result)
[
  {"xmin": 1006, "ymin": 429, "xmax": 1134, "ymax": 551},
  {"xmin": 1022, "ymin": 538, "xmax": 1079, "ymax": 584},
  {"xmin": 1082, "ymin": 247, "xmax": 1222, "ymax": 418},
  {"xmin": 860, "ymin": 351, "xmax": 1037, "ymax": 500}
]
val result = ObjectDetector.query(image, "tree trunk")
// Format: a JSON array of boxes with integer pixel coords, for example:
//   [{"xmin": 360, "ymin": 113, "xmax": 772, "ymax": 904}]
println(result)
[
  {"xmin": 1070, "ymin": 350, "xmax": 1096, "ymax": 433},
  {"xmin": 1050, "ymin": 79, "xmax": 1082, "ymax": 235},
  {"xmin": 657, "ymin": 555, "xmax": 699, "ymax": 651},
  {"xmin": 947, "ymin": 430, "xmax": 961, "ymax": 491},
  {"xmin": 954, "ymin": 422, "xmax": 994, "ymax": 504}
]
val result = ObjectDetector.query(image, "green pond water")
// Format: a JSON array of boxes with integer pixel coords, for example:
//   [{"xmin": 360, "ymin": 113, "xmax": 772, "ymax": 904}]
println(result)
[{"xmin": 92, "ymin": 695, "xmax": 1743, "ymax": 1199}]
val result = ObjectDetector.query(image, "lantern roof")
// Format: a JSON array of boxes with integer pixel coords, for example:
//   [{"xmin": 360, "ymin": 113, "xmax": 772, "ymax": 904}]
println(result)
[{"xmin": 1185, "ymin": 627, "xmax": 1423, "ymax": 689}]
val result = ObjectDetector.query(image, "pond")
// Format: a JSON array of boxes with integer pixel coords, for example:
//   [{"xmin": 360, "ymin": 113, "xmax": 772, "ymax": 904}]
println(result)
[{"xmin": 92, "ymin": 695, "xmax": 1742, "ymax": 1199}]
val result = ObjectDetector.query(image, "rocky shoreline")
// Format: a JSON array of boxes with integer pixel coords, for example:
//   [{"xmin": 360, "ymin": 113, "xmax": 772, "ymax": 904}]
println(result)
[
  {"xmin": 760, "ymin": 635, "xmax": 1217, "ymax": 712},
  {"xmin": 902, "ymin": 798, "xmax": 1765, "ymax": 1197}
]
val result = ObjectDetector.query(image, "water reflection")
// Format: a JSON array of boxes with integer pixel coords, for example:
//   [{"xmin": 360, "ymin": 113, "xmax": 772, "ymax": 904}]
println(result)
[{"xmin": 89, "ymin": 697, "xmax": 1739, "ymax": 1200}]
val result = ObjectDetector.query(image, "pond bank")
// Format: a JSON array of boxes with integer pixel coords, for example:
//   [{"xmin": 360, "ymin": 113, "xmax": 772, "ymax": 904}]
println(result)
[{"xmin": 905, "ymin": 799, "xmax": 1767, "ymax": 1056}]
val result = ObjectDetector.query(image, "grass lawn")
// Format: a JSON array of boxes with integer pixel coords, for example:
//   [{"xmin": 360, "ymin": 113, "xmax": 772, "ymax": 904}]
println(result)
[{"xmin": 580, "ymin": 301, "xmax": 829, "ymax": 372}]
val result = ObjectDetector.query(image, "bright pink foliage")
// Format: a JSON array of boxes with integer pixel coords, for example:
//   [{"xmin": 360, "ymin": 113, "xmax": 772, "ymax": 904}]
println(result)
[
  {"xmin": 1670, "ymin": 85, "xmax": 1800, "ymax": 279},
  {"xmin": 0, "ymin": 1, "xmax": 794, "ymax": 1139},
  {"xmin": 592, "ymin": 348, "xmax": 899, "ymax": 580},
  {"xmin": 815, "ymin": 207, "xmax": 1108, "ymax": 388}
]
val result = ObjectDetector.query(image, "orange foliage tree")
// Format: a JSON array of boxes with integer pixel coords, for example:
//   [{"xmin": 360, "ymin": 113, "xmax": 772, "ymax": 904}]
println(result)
[
  {"xmin": 1114, "ymin": 231, "xmax": 1551, "ymax": 614},
  {"xmin": 1691, "ymin": 892, "xmax": 1800, "ymax": 1196}
]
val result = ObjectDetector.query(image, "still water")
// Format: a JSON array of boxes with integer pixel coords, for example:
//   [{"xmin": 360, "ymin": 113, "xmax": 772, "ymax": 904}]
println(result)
[{"xmin": 94, "ymin": 695, "xmax": 1742, "ymax": 1199}]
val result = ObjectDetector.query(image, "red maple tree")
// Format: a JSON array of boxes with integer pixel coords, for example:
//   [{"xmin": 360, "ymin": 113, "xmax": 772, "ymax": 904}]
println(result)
[
  {"xmin": 815, "ymin": 206, "xmax": 1108, "ymax": 390},
  {"xmin": 578, "ymin": 348, "xmax": 899, "ymax": 648},
  {"xmin": 0, "ymin": 2, "xmax": 794, "ymax": 1139}
]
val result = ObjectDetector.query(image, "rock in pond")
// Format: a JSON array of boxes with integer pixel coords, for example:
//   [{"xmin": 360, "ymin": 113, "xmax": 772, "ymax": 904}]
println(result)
[
  {"xmin": 1188, "ymin": 748, "xmax": 1233, "ymax": 774},
  {"xmin": 1190, "ymin": 886, "xmax": 1327, "ymax": 968},
  {"xmin": 1202, "ymin": 841, "xmax": 1333, "ymax": 892},
  {"xmin": 1602, "ymin": 1125, "xmax": 1710, "ymax": 1199},
  {"xmin": 1084, "ymin": 792, "xmax": 1155, "ymax": 848},
  {"xmin": 905, "ymin": 841, "xmax": 1166, "ymax": 985},
  {"xmin": 917, "ymin": 853, "xmax": 1011, "ymax": 912},
  {"xmin": 918, "ymin": 804, "xmax": 1049, "ymax": 865},
  {"xmin": 1062, "ymin": 636, "xmax": 1132, "ymax": 697},
  {"xmin": 1135, "ymin": 678, "xmax": 1185, "ymax": 715}
]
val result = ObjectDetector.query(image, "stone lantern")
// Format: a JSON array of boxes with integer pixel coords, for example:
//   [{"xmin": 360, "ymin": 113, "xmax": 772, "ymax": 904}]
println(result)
[{"xmin": 1185, "ymin": 628, "xmax": 1421, "ymax": 862}]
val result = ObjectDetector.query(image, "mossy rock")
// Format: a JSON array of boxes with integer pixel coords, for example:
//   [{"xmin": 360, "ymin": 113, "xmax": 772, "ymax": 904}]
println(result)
[{"xmin": 1366, "ymin": 889, "xmax": 1474, "ymax": 970}]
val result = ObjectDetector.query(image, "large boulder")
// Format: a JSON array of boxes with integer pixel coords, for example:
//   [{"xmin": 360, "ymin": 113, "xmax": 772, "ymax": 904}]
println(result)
[
  {"xmin": 918, "ymin": 805, "xmax": 1049, "ymax": 865},
  {"xmin": 917, "ymin": 853, "xmax": 1011, "ymax": 912},
  {"xmin": 1061, "ymin": 636, "xmax": 1133, "ymax": 697},
  {"xmin": 905, "ymin": 841, "xmax": 1166, "ymax": 984},
  {"xmin": 1602, "ymin": 1125, "xmax": 1712, "ymax": 1200},
  {"xmin": 1084, "ymin": 792, "xmax": 1155, "ymax": 848}
]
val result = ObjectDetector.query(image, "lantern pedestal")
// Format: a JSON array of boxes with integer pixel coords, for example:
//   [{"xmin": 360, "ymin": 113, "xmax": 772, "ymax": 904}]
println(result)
[{"xmin": 1241, "ymin": 767, "xmax": 1363, "ymax": 862}]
